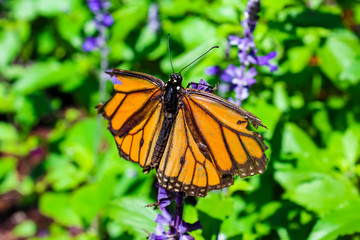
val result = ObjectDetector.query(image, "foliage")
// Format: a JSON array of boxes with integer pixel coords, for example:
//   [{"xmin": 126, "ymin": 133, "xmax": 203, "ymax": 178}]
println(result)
[{"xmin": 1, "ymin": 0, "xmax": 360, "ymax": 239}]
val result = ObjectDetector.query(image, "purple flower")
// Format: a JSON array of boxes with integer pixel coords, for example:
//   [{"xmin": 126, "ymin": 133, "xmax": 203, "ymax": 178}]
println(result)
[
  {"xmin": 221, "ymin": 64, "xmax": 257, "ymax": 86},
  {"xmin": 111, "ymin": 75, "xmax": 121, "ymax": 85},
  {"xmin": 149, "ymin": 184, "xmax": 202, "ymax": 240},
  {"xmin": 220, "ymin": 65, "xmax": 257, "ymax": 105},
  {"xmin": 102, "ymin": 13, "xmax": 114, "ymax": 27},
  {"xmin": 190, "ymin": 79, "xmax": 213, "ymax": 93},
  {"xmin": 257, "ymin": 51, "xmax": 278, "ymax": 72},
  {"xmin": 205, "ymin": 66, "xmax": 221, "ymax": 76},
  {"xmin": 82, "ymin": 37, "xmax": 100, "ymax": 52},
  {"xmin": 242, "ymin": 0, "xmax": 260, "ymax": 32},
  {"xmin": 30, "ymin": 147, "xmax": 44, "ymax": 158},
  {"xmin": 229, "ymin": 35, "xmax": 255, "ymax": 50},
  {"xmin": 87, "ymin": 0, "xmax": 102, "ymax": 13}
]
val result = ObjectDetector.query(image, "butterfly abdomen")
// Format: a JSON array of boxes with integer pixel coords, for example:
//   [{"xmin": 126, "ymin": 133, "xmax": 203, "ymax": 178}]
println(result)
[{"xmin": 151, "ymin": 113, "xmax": 176, "ymax": 168}]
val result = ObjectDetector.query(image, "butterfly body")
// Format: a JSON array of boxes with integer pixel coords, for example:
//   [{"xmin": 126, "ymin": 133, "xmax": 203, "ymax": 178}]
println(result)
[
  {"xmin": 97, "ymin": 68, "xmax": 268, "ymax": 197},
  {"xmin": 149, "ymin": 73, "xmax": 184, "ymax": 170}
]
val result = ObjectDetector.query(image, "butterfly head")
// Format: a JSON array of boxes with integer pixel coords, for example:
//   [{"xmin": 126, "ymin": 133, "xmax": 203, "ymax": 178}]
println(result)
[{"xmin": 169, "ymin": 73, "xmax": 183, "ymax": 85}]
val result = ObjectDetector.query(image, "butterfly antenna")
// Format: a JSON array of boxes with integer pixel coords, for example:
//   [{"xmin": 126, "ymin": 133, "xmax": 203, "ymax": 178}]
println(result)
[
  {"xmin": 179, "ymin": 46, "xmax": 219, "ymax": 74},
  {"xmin": 168, "ymin": 34, "xmax": 175, "ymax": 74}
]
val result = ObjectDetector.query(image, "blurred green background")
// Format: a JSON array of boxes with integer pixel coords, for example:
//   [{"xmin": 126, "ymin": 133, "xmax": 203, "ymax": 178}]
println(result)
[{"xmin": 1, "ymin": 0, "xmax": 360, "ymax": 239}]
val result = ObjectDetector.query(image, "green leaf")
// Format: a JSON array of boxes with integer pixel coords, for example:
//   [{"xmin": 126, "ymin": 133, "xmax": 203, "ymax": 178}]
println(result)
[
  {"xmin": 0, "ymin": 157, "xmax": 17, "ymax": 178},
  {"xmin": 13, "ymin": 220, "xmax": 37, "ymax": 238},
  {"xmin": 273, "ymin": 82, "xmax": 290, "ymax": 112},
  {"xmin": 220, "ymin": 196, "xmax": 256, "ymax": 238},
  {"xmin": 281, "ymin": 123, "xmax": 318, "ymax": 157},
  {"xmin": 56, "ymin": 0, "xmax": 89, "ymax": 48},
  {"xmin": 275, "ymin": 171, "xmax": 359, "ymax": 215},
  {"xmin": 135, "ymin": 27, "xmax": 158, "ymax": 53},
  {"xmin": 312, "ymin": 108, "xmax": 332, "ymax": 139},
  {"xmin": 105, "ymin": 197, "xmax": 157, "ymax": 239},
  {"xmin": 46, "ymin": 163, "xmax": 87, "ymax": 191},
  {"xmin": 10, "ymin": 0, "xmax": 38, "ymax": 21},
  {"xmin": 71, "ymin": 174, "xmax": 116, "ymax": 224},
  {"xmin": 339, "ymin": 59, "xmax": 360, "ymax": 85},
  {"xmin": 14, "ymin": 95, "xmax": 37, "ymax": 128},
  {"xmin": 308, "ymin": 0, "xmax": 323, "ymax": 9},
  {"xmin": 309, "ymin": 201, "xmax": 360, "ymax": 240},
  {"xmin": 0, "ymin": 157, "xmax": 18, "ymax": 194},
  {"xmin": 317, "ymin": 44, "xmax": 341, "ymax": 82},
  {"xmin": 0, "ymin": 28, "xmax": 21, "ymax": 68},
  {"xmin": 342, "ymin": 128, "xmax": 359, "ymax": 166},
  {"xmin": 39, "ymin": 192, "xmax": 82, "ymax": 226},
  {"xmin": 13, "ymin": 60, "xmax": 78, "ymax": 95},
  {"xmin": 0, "ymin": 83, "xmax": 16, "ymax": 113},
  {"xmin": 196, "ymin": 193, "xmax": 234, "ymax": 220},
  {"xmin": 37, "ymin": 30, "xmax": 56, "ymax": 55},
  {"xmin": 227, "ymin": 178, "xmax": 255, "ymax": 195},
  {"xmin": 71, "ymin": 184, "xmax": 101, "ymax": 224},
  {"xmin": 259, "ymin": 202, "xmax": 282, "ymax": 220},
  {"xmin": 19, "ymin": 176, "xmax": 34, "ymax": 195},
  {"xmin": 0, "ymin": 122, "xmax": 18, "ymax": 142},
  {"xmin": 318, "ymin": 30, "xmax": 360, "ymax": 86},
  {"xmin": 108, "ymin": 1, "xmax": 147, "ymax": 59},
  {"xmin": 179, "ymin": 16, "xmax": 217, "ymax": 49},
  {"xmin": 287, "ymin": 46, "xmax": 313, "ymax": 73},
  {"xmin": 60, "ymin": 118, "xmax": 97, "ymax": 172},
  {"xmin": 206, "ymin": 5, "xmax": 239, "ymax": 24},
  {"xmin": 36, "ymin": 0, "xmax": 74, "ymax": 17}
]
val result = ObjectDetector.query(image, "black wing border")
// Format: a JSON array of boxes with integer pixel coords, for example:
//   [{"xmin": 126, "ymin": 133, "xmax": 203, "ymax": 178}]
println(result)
[{"xmin": 106, "ymin": 68, "xmax": 165, "ymax": 88}]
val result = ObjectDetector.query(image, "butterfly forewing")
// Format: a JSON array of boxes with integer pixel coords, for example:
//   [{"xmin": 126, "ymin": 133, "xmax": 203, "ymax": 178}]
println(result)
[
  {"xmin": 183, "ymin": 89, "xmax": 267, "ymax": 178},
  {"xmin": 97, "ymin": 69, "xmax": 165, "ymax": 171}
]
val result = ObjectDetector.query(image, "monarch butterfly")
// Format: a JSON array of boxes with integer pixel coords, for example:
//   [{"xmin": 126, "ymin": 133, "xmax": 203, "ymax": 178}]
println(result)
[{"xmin": 96, "ymin": 42, "xmax": 268, "ymax": 197}]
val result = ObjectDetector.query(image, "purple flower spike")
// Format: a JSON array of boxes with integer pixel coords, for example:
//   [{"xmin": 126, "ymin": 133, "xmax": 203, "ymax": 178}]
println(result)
[
  {"xmin": 203, "ymin": 0, "xmax": 277, "ymax": 106},
  {"xmin": 83, "ymin": 0, "xmax": 113, "ymax": 52},
  {"xmin": 147, "ymin": 3, "xmax": 161, "ymax": 33},
  {"xmin": 149, "ymin": 184, "xmax": 202, "ymax": 240},
  {"xmin": 83, "ymin": 0, "xmax": 115, "ymax": 91}
]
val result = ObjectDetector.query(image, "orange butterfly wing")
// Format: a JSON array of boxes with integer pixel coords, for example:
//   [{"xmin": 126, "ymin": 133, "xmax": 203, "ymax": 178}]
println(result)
[
  {"xmin": 96, "ymin": 69, "xmax": 165, "ymax": 172},
  {"xmin": 157, "ymin": 89, "xmax": 267, "ymax": 197}
]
